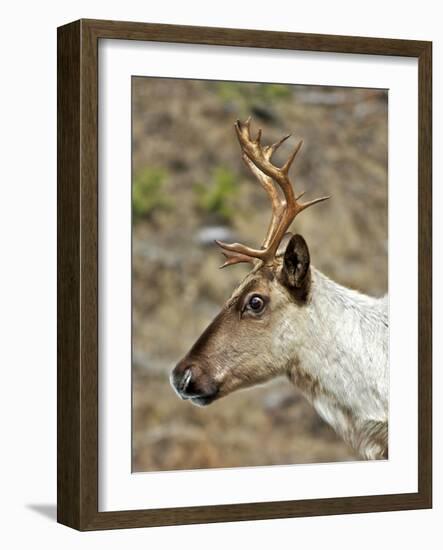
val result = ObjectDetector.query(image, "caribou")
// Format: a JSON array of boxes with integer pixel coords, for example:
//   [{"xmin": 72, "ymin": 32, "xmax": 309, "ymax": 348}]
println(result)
[{"xmin": 170, "ymin": 118, "xmax": 388, "ymax": 460}]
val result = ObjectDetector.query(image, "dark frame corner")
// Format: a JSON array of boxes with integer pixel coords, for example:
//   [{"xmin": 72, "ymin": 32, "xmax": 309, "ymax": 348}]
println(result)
[{"xmin": 57, "ymin": 19, "xmax": 432, "ymax": 531}]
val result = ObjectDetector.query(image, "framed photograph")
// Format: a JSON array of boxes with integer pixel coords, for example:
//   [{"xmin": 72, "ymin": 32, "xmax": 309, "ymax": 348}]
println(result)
[{"xmin": 57, "ymin": 19, "xmax": 432, "ymax": 530}]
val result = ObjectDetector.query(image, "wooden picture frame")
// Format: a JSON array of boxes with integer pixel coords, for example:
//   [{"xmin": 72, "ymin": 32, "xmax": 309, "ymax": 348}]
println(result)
[{"xmin": 57, "ymin": 18, "xmax": 432, "ymax": 530}]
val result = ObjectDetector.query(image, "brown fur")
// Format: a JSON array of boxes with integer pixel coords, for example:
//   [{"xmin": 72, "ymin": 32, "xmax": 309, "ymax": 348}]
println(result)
[{"xmin": 287, "ymin": 359, "xmax": 322, "ymax": 398}]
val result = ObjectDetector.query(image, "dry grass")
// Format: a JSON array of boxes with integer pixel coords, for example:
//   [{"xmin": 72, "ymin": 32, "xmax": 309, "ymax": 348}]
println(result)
[{"xmin": 132, "ymin": 78, "xmax": 387, "ymax": 472}]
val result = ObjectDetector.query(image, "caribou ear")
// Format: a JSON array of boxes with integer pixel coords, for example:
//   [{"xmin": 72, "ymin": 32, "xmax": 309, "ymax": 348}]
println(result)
[
  {"xmin": 276, "ymin": 232, "xmax": 294, "ymax": 257},
  {"xmin": 281, "ymin": 234, "xmax": 311, "ymax": 290}
]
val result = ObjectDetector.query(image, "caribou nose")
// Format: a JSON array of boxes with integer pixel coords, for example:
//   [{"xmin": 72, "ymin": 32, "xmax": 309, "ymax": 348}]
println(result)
[
  {"xmin": 178, "ymin": 367, "xmax": 193, "ymax": 394},
  {"xmin": 170, "ymin": 363, "xmax": 194, "ymax": 399},
  {"xmin": 171, "ymin": 360, "xmax": 219, "ymax": 403}
]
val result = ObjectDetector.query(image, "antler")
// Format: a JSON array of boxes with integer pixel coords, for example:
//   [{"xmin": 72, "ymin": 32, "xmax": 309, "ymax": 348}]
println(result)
[{"xmin": 216, "ymin": 118, "xmax": 330, "ymax": 268}]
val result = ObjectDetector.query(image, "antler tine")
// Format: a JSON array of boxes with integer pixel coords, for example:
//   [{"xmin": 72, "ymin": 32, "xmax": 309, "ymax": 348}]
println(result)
[
  {"xmin": 216, "ymin": 118, "xmax": 329, "ymax": 268},
  {"xmin": 215, "ymin": 239, "xmax": 268, "ymax": 261},
  {"xmin": 217, "ymin": 247, "xmax": 256, "ymax": 269},
  {"xmin": 242, "ymin": 154, "xmax": 285, "ymax": 249},
  {"xmin": 263, "ymin": 133, "xmax": 291, "ymax": 161},
  {"xmin": 282, "ymin": 139, "xmax": 303, "ymax": 174}
]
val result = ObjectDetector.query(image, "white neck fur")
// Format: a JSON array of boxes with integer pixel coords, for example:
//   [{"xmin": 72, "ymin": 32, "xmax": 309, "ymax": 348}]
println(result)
[{"xmin": 284, "ymin": 268, "xmax": 389, "ymax": 459}]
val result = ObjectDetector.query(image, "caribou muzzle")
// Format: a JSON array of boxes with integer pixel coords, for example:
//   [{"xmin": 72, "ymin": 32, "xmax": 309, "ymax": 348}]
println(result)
[{"xmin": 170, "ymin": 358, "xmax": 219, "ymax": 406}]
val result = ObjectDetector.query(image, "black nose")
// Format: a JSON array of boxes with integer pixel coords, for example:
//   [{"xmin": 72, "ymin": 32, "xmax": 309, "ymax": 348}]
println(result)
[
  {"xmin": 171, "ymin": 364, "xmax": 198, "ymax": 399},
  {"xmin": 177, "ymin": 366, "xmax": 192, "ymax": 394},
  {"xmin": 171, "ymin": 361, "xmax": 218, "ymax": 402}
]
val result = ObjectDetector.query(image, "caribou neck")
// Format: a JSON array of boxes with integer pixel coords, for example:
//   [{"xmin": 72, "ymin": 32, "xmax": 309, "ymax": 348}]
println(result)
[{"xmin": 285, "ymin": 267, "xmax": 389, "ymax": 459}]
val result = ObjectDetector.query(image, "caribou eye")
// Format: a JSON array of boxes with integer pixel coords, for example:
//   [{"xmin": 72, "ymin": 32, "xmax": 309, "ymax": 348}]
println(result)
[{"xmin": 247, "ymin": 295, "xmax": 265, "ymax": 313}]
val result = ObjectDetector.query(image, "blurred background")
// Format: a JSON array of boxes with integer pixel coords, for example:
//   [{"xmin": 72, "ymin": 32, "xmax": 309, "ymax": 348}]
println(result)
[{"xmin": 132, "ymin": 77, "xmax": 388, "ymax": 472}]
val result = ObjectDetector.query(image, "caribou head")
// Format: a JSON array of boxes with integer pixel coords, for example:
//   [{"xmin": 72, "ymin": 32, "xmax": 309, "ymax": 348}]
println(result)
[{"xmin": 170, "ymin": 118, "xmax": 329, "ymax": 406}]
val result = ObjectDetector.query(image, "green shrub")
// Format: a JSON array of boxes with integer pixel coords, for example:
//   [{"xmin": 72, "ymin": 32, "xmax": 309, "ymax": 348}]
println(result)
[
  {"xmin": 133, "ymin": 167, "xmax": 171, "ymax": 221},
  {"xmin": 194, "ymin": 166, "xmax": 238, "ymax": 223}
]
